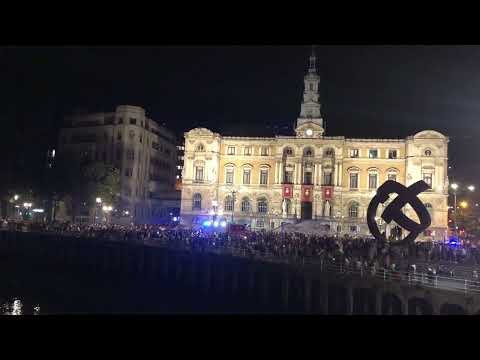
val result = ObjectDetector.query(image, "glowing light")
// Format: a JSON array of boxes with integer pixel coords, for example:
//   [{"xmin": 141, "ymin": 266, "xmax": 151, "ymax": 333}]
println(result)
[
  {"xmin": 173, "ymin": 217, "xmax": 178, "ymax": 221},
  {"xmin": 23, "ymin": 203, "xmax": 32, "ymax": 208},
  {"xmin": 32, "ymin": 209, "xmax": 44, "ymax": 213},
  {"xmin": 451, "ymin": 183, "xmax": 458, "ymax": 190},
  {"xmin": 468, "ymin": 185, "xmax": 475, "ymax": 191},
  {"xmin": 218, "ymin": 210, "xmax": 224, "ymax": 216},
  {"xmin": 306, "ymin": 128, "xmax": 313, "ymax": 136},
  {"xmin": 220, "ymin": 221, "xmax": 227, "ymax": 228},
  {"xmin": 213, "ymin": 221, "xmax": 219, "ymax": 228},
  {"xmin": 13, "ymin": 195, "xmax": 19, "ymax": 201},
  {"xmin": 460, "ymin": 201, "xmax": 468, "ymax": 209},
  {"xmin": 203, "ymin": 220, "xmax": 211, "ymax": 227},
  {"xmin": 96, "ymin": 197, "xmax": 102, "ymax": 204}
]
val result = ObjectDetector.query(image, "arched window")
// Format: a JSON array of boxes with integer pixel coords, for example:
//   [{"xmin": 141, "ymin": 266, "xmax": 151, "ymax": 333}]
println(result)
[
  {"xmin": 303, "ymin": 147, "xmax": 314, "ymax": 157},
  {"xmin": 324, "ymin": 148, "xmax": 334, "ymax": 157},
  {"xmin": 284, "ymin": 147, "xmax": 294, "ymax": 156},
  {"xmin": 424, "ymin": 149, "xmax": 432, "ymax": 157},
  {"xmin": 241, "ymin": 197, "xmax": 251, "ymax": 213},
  {"xmin": 348, "ymin": 202, "xmax": 359, "ymax": 218},
  {"xmin": 257, "ymin": 197, "xmax": 268, "ymax": 214},
  {"xmin": 192, "ymin": 193, "xmax": 202, "ymax": 210},
  {"xmin": 224, "ymin": 195, "xmax": 234, "ymax": 212},
  {"xmin": 195, "ymin": 143, "xmax": 205, "ymax": 152}
]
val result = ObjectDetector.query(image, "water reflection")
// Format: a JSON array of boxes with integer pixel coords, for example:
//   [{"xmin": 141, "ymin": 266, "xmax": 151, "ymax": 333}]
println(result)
[{"xmin": 0, "ymin": 299, "xmax": 40, "ymax": 315}]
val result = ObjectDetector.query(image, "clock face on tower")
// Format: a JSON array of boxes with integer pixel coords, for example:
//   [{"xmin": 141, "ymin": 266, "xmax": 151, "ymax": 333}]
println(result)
[{"xmin": 305, "ymin": 128, "xmax": 313, "ymax": 136}]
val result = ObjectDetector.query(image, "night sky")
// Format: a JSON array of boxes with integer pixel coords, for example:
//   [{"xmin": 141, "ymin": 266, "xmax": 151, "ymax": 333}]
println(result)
[{"xmin": 1, "ymin": 45, "xmax": 479, "ymax": 193}]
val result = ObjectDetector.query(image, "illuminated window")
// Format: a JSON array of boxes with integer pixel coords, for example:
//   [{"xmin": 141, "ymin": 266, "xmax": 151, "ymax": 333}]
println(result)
[
  {"xmin": 260, "ymin": 169, "xmax": 268, "ymax": 185},
  {"xmin": 348, "ymin": 202, "xmax": 359, "ymax": 218},
  {"xmin": 227, "ymin": 146, "xmax": 236, "ymax": 155},
  {"xmin": 257, "ymin": 197, "xmax": 268, "ymax": 213},
  {"xmin": 423, "ymin": 173, "xmax": 432, "ymax": 188},
  {"xmin": 195, "ymin": 144, "xmax": 205, "ymax": 152},
  {"xmin": 244, "ymin": 146, "xmax": 252, "ymax": 155},
  {"xmin": 195, "ymin": 167, "xmax": 204, "ymax": 182},
  {"xmin": 243, "ymin": 169, "xmax": 251, "ymax": 184},
  {"xmin": 261, "ymin": 147, "xmax": 269, "ymax": 156},
  {"xmin": 192, "ymin": 193, "xmax": 202, "ymax": 210},
  {"xmin": 350, "ymin": 149, "xmax": 359, "ymax": 158},
  {"xmin": 369, "ymin": 149, "xmax": 378, "ymax": 159},
  {"xmin": 224, "ymin": 196, "xmax": 234, "ymax": 212},
  {"xmin": 349, "ymin": 173, "xmax": 358, "ymax": 189},
  {"xmin": 241, "ymin": 197, "xmax": 251, "ymax": 213},
  {"xmin": 368, "ymin": 173, "xmax": 378, "ymax": 189},
  {"xmin": 226, "ymin": 168, "xmax": 234, "ymax": 184}
]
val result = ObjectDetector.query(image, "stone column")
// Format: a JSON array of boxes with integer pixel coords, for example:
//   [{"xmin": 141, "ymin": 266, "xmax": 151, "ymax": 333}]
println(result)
[
  {"xmin": 318, "ymin": 163, "xmax": 322, "ymax": 185},
  {"xmin": 304, "ymin": 277, "xmax": 312, "ymax": 313},
  {"xmin": 334, "ymin": 162, "xmax": 339, "ymax": 186},
  {"xmin": 282, "ymin": 272, "xmax": 290, "ymax": 311},
  {"xmin": 279, "ymin": 162, "xmax": 284, "ymax": 183},
  {"xmin": 275, "ymin": 162, "xmax": 279, "ymax": 184},
  {"xmin": 375, "ymin": 289, "xmax": 382, "ymax": 315},
  {"xmin": 203, "ymin": 261, "xmax": 211, "ymax": 295},
  {"xmin": 321, "ymin": 283, "xmax": 329, "ymax": 315},
  {"xmin": 346, "ymin": 285, "xmax": 353, "ymax": 315},
  {"xmin": 231, "ymin": 269, "xmax": 238, "ymax": 295},
  {"xmin": 338, "ymin": 163, "xmax": 343, "ymax": 186},
  {"xmin": 314, "ymin": 163, "xmax": 318, "ymax": 186},
  {"xmin": 261, "ymin": 271, "xmax": 269, "ymax": 306}
]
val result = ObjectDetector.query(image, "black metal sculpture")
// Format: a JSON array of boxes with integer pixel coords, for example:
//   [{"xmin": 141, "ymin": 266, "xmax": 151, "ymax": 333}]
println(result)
[{"xmin": 367, "ymin": 180, "xmax": 431, "ymax": 247}]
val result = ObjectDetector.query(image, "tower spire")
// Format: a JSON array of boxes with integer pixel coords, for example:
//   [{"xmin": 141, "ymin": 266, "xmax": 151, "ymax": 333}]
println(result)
[{"xmin": 309, "ymin": 45, "xmax": 317, "ymax": 73}]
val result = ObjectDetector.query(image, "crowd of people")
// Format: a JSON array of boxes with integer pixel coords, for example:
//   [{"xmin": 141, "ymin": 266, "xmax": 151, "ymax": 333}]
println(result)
[{"xmin": 2, "ymin": 218, "xmax": 480, "ymax": 280}]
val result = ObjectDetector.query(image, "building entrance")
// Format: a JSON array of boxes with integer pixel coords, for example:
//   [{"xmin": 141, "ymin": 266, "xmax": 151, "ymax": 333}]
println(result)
[{"xmin": 301, "ymin": 202, "xmax": 312, "ymax": 220}]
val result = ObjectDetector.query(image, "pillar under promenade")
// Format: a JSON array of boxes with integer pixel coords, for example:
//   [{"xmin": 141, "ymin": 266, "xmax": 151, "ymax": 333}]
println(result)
[
  {"xmin": 375, "ymin": 289, "xmax": 382, "ymax": 315},
  {"xmin": 304, "ymin": 277, "xmax": 312, "ymax": 313},
  {"xmin": 346, "ymin": 285, "xmax": 353, "ymax": 315},
  {"xmin": 282, "ymin": 271, "xmax": 290, "ymax": 311}
]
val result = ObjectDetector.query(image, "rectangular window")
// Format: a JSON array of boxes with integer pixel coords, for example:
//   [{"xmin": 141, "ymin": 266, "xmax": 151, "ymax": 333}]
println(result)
[
  {"xmin": 388, "ymin": 173, "xmax": 397, "ymax": 182},
  {"xmin": 226, "ymin": 169, "xmax": 234, "ymax": 184},
  {"xmin": 388, "ymin": 149, "xmax": 398, "ymax": 159},
  {"xmin": 261, "ymin": 147, "xmax": 268, "ymax": 156},
  {"xmin": 368, "ymin": 174, "xmax": 378, "ymax": 189},
  {"xmin": 284, "ymin": 171, "xmax": 293, "ymax": 184},
  {"xmin": 304, "ymin": 172, "xmax": 312, "ymax": 185},
  {"xmin": 350, "ymin": 225, "xmax": 357, "ymax": 233},
  {"xmin": 324, "ymin": 172, "xmax": 332, "ymax": 186},
  {"xmin": 195, "ymin": 167, "xmax": 204, "ymax": 182},
  {"xmin": 423, "ymin": 173, "xmax": 432, "ymax": 188},
  {"xmin": 129, "ymin": 118, "xmax": 137, "ymax": 125},
  {"xmin": 350, "ymin": 149, "xmax": 359, "ymax": 158},
  {"xmin": 227, "ymin": 146, "xmax": 235, "ymax": 155},
  {"xmin": 260, "ymin": 170, "xmax": 268, "ymax": 185},
  {"xmin": 124, "ymin": 168, "xmax": 133, "ymax": 177},
  {"xmin": 244, "ymin": 146, "xmax": 252, "ymax": 155},
  {"xmin": 243, "ymin": 169, "xmax": 251, "ymax": 184},
  {"xmin": 350, "ymin": 173, "xmax": 358, "ymax": 189},
  {"xmin": 369, "ymin": 149, "xmax": 378, "ymax": 159}
]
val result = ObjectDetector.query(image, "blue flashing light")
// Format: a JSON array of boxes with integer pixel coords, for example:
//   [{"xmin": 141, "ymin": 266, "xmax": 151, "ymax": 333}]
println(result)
[
  {"xmin": 220, "ymin": 220, "xmax": 227, "ymax": 228},
  {"xmin": 203, "ymin": 220, "xmax": 212, "ymax": 227},
  {"xmin": 213, "ymin": 221, "xmax": 219, "ymax": 228},
  {"xmin": 173, "ymin": 216, "xmax": 178, "ymax": 222}
]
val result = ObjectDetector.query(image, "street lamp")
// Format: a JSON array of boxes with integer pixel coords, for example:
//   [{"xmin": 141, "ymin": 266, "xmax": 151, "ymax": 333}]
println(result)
[
  {"xmin": 14, "ymin": 195, "xmax": 19, "ymax": 201},
  {"xmin": 450, "ymin": 183, "xmax": 475, "ymax": 236},
  {"xmin": 231, "ymin": 190, "xmax": 236, "ymax": 224},
  {"xmin": 95, "ymin": 197, "xmax": 102, "ymax": 225}
]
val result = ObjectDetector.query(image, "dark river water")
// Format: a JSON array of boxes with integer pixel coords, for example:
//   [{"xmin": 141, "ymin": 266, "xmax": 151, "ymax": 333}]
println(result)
[{"xmin": 0, "ymin": 257, "xmax": 286, "ymax": 315}]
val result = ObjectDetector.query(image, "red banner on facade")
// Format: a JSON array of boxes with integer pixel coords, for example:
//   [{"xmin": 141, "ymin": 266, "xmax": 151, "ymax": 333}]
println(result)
[
  {"xmin": 302, "ymin": 186, "xmax": 313, "ymax": 202},
  {"xmin": 323, "ymin": 186, "xmax": 333, "ymax": 200},
  {"xmin": 283, "ymin": 185, "xmax": 293, "ymax": 198}
]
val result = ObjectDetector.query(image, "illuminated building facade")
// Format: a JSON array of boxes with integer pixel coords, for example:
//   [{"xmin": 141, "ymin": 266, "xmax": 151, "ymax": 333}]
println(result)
[
  {"xmin": 180, "ymin": 51, "xmax": 449, "ymax": 240},
  {"xmin": 59, "ymin": 105, "xmax": 179, "ymax": 224}
]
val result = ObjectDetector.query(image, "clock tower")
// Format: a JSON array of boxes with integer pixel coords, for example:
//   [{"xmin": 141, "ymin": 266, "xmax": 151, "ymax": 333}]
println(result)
[{"xmin": 295, "ymin": 47, "xmax": 325, "ymax": 138}]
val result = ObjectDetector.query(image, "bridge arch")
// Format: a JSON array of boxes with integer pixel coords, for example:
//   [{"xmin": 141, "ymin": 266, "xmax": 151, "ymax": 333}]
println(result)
[
  {"xmin": 408, "ymin": 297, "xmax": 433, "ymax": 315},
  {"xmin": 440, "ymin": 303, "xmax": 466, "ymax": 315},
  {"xmin": 382, "ymin": 293, "xmax": 403, "ymax": 315}
]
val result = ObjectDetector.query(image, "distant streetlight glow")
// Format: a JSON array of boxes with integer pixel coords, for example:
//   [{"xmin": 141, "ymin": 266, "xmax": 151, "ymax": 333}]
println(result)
[
  {"xmin": 14, "ymin": 195, "xmax": 19, "ymax": 201},
  {"xmin": 468, "ymin": 185, "xmax": 475, "ymax": 191},
  {"xmin": 23, "ymin": 203, "xmax": 32, "ymax": 208},
  {"xmin": 96, "ymin": 197, "xmax": 102, "ymax": 204},
  {"xmin": 451, "ymin": 183, "xmax": 458, "ymax": 190},
  {"xmin": 460, "ymin": 201, "xmax": 468, "ymax": 209}
]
